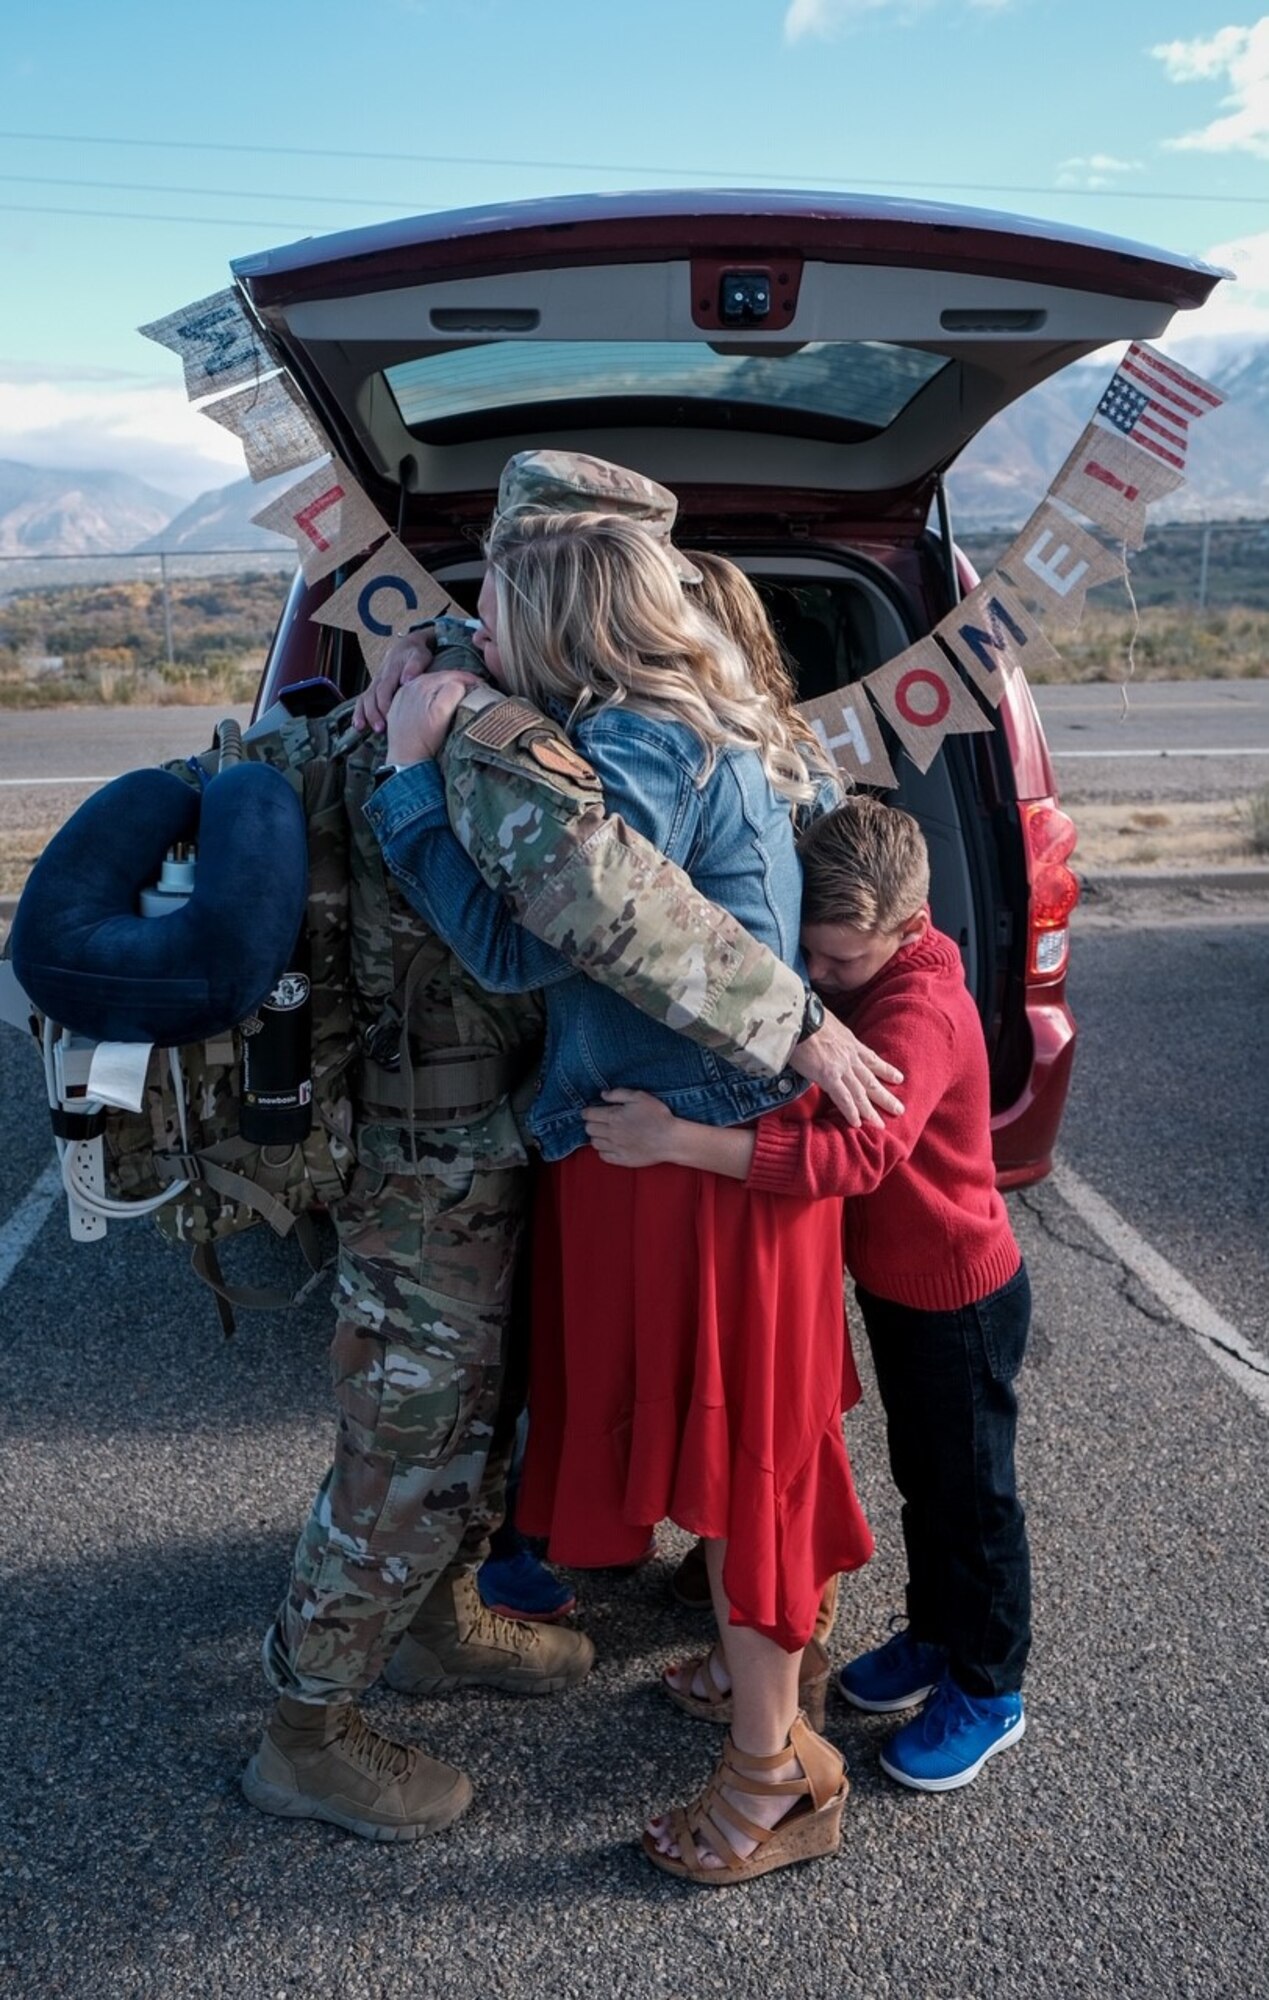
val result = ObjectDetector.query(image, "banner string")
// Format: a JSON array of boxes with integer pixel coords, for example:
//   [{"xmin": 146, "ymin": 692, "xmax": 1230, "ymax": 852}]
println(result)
[{"xmin": 1117, "ymin": 540, "xmax": 1140, "ymax": 722}]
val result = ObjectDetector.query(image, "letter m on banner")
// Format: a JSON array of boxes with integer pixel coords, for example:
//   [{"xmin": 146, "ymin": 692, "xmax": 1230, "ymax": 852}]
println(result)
[{"xmin": 937, "ymin": 580, "xmax": 1061, "ymax": 706}]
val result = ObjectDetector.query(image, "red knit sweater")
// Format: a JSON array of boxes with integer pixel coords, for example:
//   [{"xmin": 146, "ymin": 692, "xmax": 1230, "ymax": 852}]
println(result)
[{"xmin": 747, "ymin": 925, "xmax": 1020, "ymax": 1312}]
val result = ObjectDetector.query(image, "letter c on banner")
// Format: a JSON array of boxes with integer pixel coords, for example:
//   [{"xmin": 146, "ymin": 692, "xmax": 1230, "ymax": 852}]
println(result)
[
  {"xmin": 895, "ymin": 668, "xmax": 951, "ymax": 728},
  {"xmin": 358, "ymin": 575, "xmax": 419, "ymax": 637}
]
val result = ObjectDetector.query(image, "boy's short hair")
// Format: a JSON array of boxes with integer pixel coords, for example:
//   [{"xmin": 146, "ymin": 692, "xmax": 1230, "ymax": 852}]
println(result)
[{"xmin": 798, "ymin": 797, "xmax": 930, "ymax": 933}]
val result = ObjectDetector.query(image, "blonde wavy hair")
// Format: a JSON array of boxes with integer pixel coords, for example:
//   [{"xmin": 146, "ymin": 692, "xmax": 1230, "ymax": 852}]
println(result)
[
  {"xmin": 483, "ymin": 511, "xmax": 816, "ymax": 805},
  {"xmin": 682, "ymin": 550, "xmax": 841, "ymax": 793}
]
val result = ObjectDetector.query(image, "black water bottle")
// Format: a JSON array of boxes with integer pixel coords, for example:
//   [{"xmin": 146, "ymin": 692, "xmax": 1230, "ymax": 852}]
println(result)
[{"xmin": 240, "ymin": 928, "xmax": 313, "ymax": 1145}]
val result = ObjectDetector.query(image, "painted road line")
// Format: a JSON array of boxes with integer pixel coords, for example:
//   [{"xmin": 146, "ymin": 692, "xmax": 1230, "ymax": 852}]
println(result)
[
  {"xmin": 1051, "ymin": 1158, "xmax": 1269, "ymax": 1419},
  {"xmin": 0, "ymin": 1161, "xmax": 62, "ymax": 1296},
  {"xmin": 0, "ymin": 776, "xmax": 114, "ymax": 787},
  {"xmin": 1050, "ymin": 748, "xmax": 1269, "ymax": 760}
]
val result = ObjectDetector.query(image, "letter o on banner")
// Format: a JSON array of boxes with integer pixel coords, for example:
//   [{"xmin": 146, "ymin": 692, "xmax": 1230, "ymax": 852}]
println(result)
[
  {"xmin": 895, "ymin": 668, "xmax": 951, "ymax": 727},
  {"xmin": 359, "ymin": 575, "xmax": 420, "ymax": 637}
]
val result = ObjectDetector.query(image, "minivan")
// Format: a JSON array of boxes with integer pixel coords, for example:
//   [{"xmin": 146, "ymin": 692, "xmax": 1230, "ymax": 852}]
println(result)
[{"xmin": 234, "ymin": 189, "xmax": 1223, "ymax": 1185}]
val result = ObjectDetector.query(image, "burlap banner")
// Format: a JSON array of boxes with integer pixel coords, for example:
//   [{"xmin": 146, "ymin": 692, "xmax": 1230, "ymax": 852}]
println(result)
[
  {"xmin": 996, "ymin": 502, "xmax": 1123, "ymax": 632},
  {"xmin": 311, "ymin": 537, "xmax": 456, "ymax": 673},
  {"xmin": 199, "ymin": 372, "xmax": 329, "ymax": 482},
  {"xmin": 800, "ymin": 684, "xmax": 898, "ymax": 790},
  {"xmin": 861, "ymin": 637, "xmax": 994, "ymax": 775},
  {"xmin": 251, "ymin": 458, "xmax": 390, "ymax": 584},
  {"xmin": 1090, "ymin": 342, "xmax": 1224, "ymax": 476},
  {"xmin": 142, "ymin": 277, "xmax": 1226, "ymax": 790},
  {"xmin": 1049, "ymin": 423, "xmax": 1184, "ymax": 551},
  {"xmin": 139, "ymin": 287, "xmax": 270, "ymax": 403},
  {"xmin": 936, "ymin": 578, "xmax": 1062, "ymax": 706}
]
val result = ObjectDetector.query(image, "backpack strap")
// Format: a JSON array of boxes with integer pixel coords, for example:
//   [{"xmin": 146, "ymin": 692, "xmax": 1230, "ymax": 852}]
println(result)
[{"xmin": 189, "ymin": 1212, "xmax": 327, "ymax": 1338}]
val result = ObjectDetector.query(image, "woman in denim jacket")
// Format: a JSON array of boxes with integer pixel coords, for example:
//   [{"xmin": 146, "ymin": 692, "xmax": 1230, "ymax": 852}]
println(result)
[{"xmin": 375, "ymin": 512, "xmax": 872, "ymax": 1886}]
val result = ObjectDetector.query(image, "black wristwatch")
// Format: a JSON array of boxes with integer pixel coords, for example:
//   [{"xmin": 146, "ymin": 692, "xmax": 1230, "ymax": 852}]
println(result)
[{"xmin": 796, "ymin": 988, "xmax": 825, "ymax": 1044}]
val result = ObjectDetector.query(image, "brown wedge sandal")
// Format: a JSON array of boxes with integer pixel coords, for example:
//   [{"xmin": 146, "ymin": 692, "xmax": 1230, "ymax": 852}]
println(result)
[
  {"xmin": 661, "ymin": 1639, "xmax": 831, "ymax": 1732},
  {"xmin": 642, "ymin": 1710, "xmax": 848, "ymax": 1887}
]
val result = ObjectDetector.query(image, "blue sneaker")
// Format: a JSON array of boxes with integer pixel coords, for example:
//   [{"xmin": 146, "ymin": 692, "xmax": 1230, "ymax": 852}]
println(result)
[
  {"xmin": 838, "ymin": 1626, "xmax": 947, "ymax": 1713},
  {"xmin": 477, "ymin": 1548, "xmax": 577, "ymax": 1624},
  {"xmin": 879, "ymin": 1676, "xmax": 1025, "ymax": 1792}
]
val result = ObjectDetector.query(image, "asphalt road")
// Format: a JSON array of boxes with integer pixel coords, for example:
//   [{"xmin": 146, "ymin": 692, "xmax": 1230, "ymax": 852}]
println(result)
[
  {"xmin": 1, "ymin": 906, "xmax": 1266, "ymax": 2000},
  {"xmin": 1033, "ymin": 680, "xmax": 1269, "ymax": 806}
]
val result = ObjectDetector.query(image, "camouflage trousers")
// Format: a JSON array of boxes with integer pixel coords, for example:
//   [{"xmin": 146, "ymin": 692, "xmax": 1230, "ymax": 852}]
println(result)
[{"xmin": 264, "ymin": 1144, "xmax": 528, "ymax": 1703}]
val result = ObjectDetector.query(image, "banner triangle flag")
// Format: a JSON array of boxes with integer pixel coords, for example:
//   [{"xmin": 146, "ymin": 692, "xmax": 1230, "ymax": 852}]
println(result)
[
  {"xmin": 1090, "ymin": 341, "xmax": 1224, "ymax": 477},
  {"xmin": 995, "ymin": 502, "xmax": 1123, "ymax": 632},
  {"xmin": 312, "ymin": 539, "xmax": 457, "ymax": 673},
  {"xmin": 252, "ymin": 460, "xmax": 390, "ymax": 584},
  {"xmin": 138, "ymin": 289, "xmax": 270, "ymax": 403},
  {"xmin": 862, "ymin": 638, "xmax": 993, "ymax": 775},
  {"xmin": 1049, "ymin": 421, "xmax": 1183, "ymax": 551},
  {"xmin": 936, "ymin": 578, "xmax": 1062, "ymax": 705},
  {"xmin": 200, "ymin": 373, "xmax": 329, "ymax": 482},
  {"xmin": 797, "ymin": 682, "xmax": 898, "ymax": 789}
]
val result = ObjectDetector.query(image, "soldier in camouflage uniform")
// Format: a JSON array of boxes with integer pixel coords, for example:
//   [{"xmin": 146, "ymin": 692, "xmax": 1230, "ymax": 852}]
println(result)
[{"xmin": 243, "ymin": 453, "xmax": 902, "ymax": 1845}]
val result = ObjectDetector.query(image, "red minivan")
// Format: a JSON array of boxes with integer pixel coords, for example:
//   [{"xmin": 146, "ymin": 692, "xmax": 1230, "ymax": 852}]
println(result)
[{"xmin": 234, "ymin": 190, "xmax": 1223, "ymax": 1186}]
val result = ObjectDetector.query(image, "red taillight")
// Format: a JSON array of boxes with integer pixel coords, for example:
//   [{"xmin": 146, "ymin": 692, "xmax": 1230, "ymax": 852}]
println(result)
[{"xmin": 1021, "ymin": 801, "xmax": 1080, "ymax": 981}]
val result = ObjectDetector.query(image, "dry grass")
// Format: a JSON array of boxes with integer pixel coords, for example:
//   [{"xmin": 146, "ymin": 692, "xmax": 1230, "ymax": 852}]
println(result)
[{"xmin": 1025, "ymin": 607, "xmax": 1269, "ymax": 684}]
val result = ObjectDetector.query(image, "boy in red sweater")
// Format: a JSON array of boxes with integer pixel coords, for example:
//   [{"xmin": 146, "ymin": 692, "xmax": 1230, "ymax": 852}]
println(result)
[{"xmin": 584, "ymin": 796, "xmax": 1031, "ymax": 1792}]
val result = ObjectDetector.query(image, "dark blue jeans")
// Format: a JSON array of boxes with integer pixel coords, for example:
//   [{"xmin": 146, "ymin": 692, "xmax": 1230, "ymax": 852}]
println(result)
[{"xmin": 855, "ymin": 1261, "xmax": 1032, "ymax": 1698}]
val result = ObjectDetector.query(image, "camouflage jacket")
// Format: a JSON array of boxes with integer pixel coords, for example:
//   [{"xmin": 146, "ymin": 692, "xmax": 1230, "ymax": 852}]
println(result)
[
  {"xmin": 438, "ymin": 687, "xmax": 807, "ymax": 1080},
  {"xmin": 176, "ymin": 702, "xmax": 542, "ymax": 1174}
]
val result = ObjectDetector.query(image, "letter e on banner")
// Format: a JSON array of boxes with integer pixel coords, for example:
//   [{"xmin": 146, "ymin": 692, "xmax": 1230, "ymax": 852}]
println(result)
[
  {"xmin": 997, "ymin": 501, "xmax": 1121, "ymax": 631},
  {"xmin": 797, "ymin": 685, "xmax": 897, "ymax": 789},
  {"xmin": 938, "ymin": 577, "xmax": 1062, "ymax": 702},
  {"xmin": 862, "ymin": 637, "xmax": 992, "ymax": 775}
]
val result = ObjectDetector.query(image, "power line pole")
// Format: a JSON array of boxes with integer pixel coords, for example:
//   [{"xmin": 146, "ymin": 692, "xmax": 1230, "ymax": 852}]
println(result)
[{"xmin": 158, "ymin": 550, "xmax": 176, "ymax": 670}]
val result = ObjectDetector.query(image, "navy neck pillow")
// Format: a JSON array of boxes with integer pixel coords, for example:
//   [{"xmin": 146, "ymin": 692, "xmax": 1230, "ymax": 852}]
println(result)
[{"xmin": 12, "ymin": 762, "xmax": 309, "ymax": 1046}]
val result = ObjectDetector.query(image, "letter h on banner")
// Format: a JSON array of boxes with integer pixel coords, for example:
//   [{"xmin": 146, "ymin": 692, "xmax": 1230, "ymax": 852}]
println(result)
[{"xmin": 799, "ymin": 685, "xmax": 898, "ymax": 789}]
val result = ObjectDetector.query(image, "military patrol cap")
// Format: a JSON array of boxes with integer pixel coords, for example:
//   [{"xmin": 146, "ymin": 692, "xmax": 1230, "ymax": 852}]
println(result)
[
  {"xmin": 12, "ymin": 762, "xmax": 309, "ymax": 1045},
  {"xmin": 496, "ymin": 450, "xmax": 701, "ymax": 582}
]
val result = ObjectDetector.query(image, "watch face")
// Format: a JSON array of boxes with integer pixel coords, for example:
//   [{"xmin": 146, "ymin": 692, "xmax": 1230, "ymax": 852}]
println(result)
[{"xmin": 801, "ymin": 990, "xmax": 825, "ymax": 1040}]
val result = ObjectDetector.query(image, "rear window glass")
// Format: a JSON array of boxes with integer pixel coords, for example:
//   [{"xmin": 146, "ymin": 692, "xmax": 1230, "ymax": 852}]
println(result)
[{"xmin": 384, "ymin": 341, "xmax": 947, "ymax": 434}]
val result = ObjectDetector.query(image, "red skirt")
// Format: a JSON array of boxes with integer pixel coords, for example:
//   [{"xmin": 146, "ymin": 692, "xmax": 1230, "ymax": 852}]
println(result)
[{"xmin": 517, "ymin": 1147, "xmax": 874, "ymax": 1651}]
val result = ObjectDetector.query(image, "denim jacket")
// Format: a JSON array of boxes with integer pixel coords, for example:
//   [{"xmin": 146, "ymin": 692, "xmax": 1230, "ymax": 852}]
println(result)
[{"xmin": 365, "ymin": 705, "xmax": 809, "ymax": 1161}]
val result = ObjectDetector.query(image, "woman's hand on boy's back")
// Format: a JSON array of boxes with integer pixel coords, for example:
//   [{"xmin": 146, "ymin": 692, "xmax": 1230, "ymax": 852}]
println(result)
[{"xmin": 791, "ymin": 1014, "xmax": 905, "ymax": 1128}]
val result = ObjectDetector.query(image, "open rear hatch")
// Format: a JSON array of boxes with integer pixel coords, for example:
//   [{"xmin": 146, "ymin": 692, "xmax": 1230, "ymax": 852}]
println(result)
[{"xmin": 233, "ymin": 189, "xmax": 1224, "ymax": 547}]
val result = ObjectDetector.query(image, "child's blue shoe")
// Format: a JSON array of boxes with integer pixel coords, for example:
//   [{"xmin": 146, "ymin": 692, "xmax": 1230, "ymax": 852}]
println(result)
[
  {"xmin": 477, "ymin": 1547, "xmax": 576, "ymax": 1624},
  {"xmin": 879, "ymin": 1676, "xmax": 1025, "ymax": 1791},
  {"xmin": 837, "ymin": 1626, "xmax": 947, "ymax": 1713}
]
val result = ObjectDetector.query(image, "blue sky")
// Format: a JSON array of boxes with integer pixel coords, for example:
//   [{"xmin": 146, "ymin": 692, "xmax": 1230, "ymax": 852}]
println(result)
[{"xmin": 1, "ymin": 0, "xmax": 1264, "ymax": 498}]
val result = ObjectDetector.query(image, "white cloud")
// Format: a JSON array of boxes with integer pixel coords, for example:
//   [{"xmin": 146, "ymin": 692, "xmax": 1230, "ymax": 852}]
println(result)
[
  {"xmin": 1154, "ymin": 16, "xmax": 1269, "ymax": 159},
  {"xmin": 1056, "ymin": 153, "xmax": 1144, "ymax": 189},
  {"xmin": 784, "ymin": 0, "xmax": 937, "ymax": 38},
  {"xmin": 0, "ymin": 375, "xmax": 249, "ymax": 501},
  {"xmin": 1158, "ymin": 228, "xmax": 1269, "ymax": 347}
]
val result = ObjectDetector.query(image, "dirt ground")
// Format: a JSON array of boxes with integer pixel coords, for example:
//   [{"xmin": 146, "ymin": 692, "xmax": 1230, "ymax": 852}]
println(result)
[{"xmin": 1071, "ymin": 797, "xmax": 1264, "ymax": 873}]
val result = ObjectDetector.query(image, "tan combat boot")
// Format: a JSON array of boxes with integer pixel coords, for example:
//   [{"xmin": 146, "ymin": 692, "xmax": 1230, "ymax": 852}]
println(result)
[
  {"xmin": 383, "ymin": 1566, "xmax": 595, "ymax": 1697},
  {"xmin": 241, "ymin": 1696, "xmax": 472, "ymax": 1841}
]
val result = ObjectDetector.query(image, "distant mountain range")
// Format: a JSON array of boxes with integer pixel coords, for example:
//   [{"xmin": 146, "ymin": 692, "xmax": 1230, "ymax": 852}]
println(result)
[
  {"xmin": 0, "ymin": 461, "xmax": 182, "ymax": 560},
  {"xmin": 1, "ymin": 336, "xmax": 1266, "ymax": 581}
]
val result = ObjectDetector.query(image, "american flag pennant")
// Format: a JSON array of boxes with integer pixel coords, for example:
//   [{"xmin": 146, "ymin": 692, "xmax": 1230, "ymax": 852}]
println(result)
[{"xmin": 1093, "ymin": 343, "xmax": 1224, "ymax": 475}]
